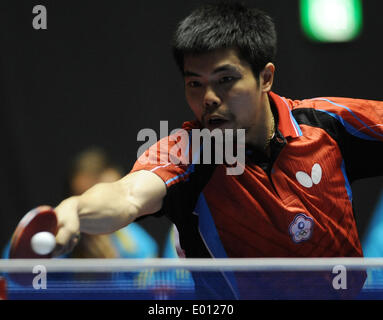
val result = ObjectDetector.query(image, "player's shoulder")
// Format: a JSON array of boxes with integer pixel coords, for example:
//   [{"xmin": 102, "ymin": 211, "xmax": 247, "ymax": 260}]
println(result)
[{"xmin": 290, "ymin": 96, "xmax": 381, "ymax": 113}]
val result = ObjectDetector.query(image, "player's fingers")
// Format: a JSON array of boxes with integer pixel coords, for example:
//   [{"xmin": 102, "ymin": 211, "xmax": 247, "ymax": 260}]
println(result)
[
  {"xmin": 52, "ymin": 196, "xmax": 81, "ymax": 256},
  {"xmin": 53, "ymin": 228, "xmax": 81, "ymax": 257},
  {"xmin": 52, "ymin": 231, "xmax": 67, "ymax": 257},
  {"xmin": 65, "ymin": 232, "xmax": 81, "ymax": 254},
  {"xmin": 52, "ymin": 228, "xmax": 71, "ymax": 256}
]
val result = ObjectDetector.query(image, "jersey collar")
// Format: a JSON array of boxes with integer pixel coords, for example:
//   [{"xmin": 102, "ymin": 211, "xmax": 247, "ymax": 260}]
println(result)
[{"xmin": 269, "ymin": 91, "xmax": 302, "ymax": 139}]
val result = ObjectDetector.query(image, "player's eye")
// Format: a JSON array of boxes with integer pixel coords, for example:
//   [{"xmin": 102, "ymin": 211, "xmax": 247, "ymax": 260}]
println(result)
[
  {"xmin": 187, "ymin": 81, "xmax": 202, "ymax": 88},
  {"xmin": 218, "ymin": 76, "xmax": 235, "ymax": 84}
]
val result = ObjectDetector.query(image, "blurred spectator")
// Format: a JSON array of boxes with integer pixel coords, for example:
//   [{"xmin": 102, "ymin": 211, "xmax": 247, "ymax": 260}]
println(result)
[
  {"xmin": 65, "ymin": 147, "xmax": 159, "ymax": 259},
  {"xmin": 362, "ymin": 191, "xmax": 383, "ymax": 257},
  {"xmin": 361, "ymin": 191, "xmax": 383, "ymax": 287}
]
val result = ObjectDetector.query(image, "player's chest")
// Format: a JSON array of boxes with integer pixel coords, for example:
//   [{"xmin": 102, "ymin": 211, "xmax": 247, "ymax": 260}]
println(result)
[
  {"xmin": 269, "ymin": 131, "xmax": 350, "ymax": 207},
  {"xmin": 205, "ymin": 132, "xmax": 352, "ymax": 232}
]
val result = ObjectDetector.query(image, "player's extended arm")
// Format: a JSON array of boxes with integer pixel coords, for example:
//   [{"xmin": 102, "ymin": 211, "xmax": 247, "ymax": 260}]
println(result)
[{"xmin": 53, "ymin": 170, "xmax": 166, "ymax": 256}]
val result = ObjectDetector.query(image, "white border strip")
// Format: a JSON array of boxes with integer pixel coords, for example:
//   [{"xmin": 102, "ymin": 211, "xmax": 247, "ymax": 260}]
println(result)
[{"xmin": 1, "ymin": 258, "xmax": 383, "ymax": 273}]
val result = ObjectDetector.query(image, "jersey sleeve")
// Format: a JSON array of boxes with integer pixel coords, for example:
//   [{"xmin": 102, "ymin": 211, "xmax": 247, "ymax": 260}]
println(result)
[
  {"xmin": 306, "ymin": 97, "xmax": 383, "ymax": 181},
  {"xmin": 130, "ymin": 122, "xmax": 216, "ymax": 221},
  {"xmin": 131, "ymin": 134, "xmax": 192, "ymax": 188},
  {"xmin": 131, "ymin": 122, "xmax": 201, "ymax": 187},
  {"xmin": 311, "ymin": 97, "xmax": 383, "ymax": 141}
]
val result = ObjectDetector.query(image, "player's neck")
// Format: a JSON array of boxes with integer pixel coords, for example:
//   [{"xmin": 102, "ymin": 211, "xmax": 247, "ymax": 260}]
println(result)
[{"xmin": 246, "ymin": 95, "xmax": 276, "ymax": 158}]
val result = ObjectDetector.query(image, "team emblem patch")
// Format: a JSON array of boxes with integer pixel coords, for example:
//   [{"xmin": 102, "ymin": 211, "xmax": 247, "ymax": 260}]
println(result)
[{"xmin": 289, "ymin": 214, "xmax": 314, "ymax": 243}]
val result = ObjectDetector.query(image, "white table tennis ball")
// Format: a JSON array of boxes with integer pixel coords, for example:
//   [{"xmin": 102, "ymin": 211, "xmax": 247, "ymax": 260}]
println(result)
[{"xmin": 30, "ymin": 231, "xmax": 56, "ymax": 255}]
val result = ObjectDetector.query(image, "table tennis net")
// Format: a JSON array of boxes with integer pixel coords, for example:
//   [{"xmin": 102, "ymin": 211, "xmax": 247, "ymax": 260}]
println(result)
[{"xmin": 1, "ymin": 258, "xmax": 383, "ymax": 299}]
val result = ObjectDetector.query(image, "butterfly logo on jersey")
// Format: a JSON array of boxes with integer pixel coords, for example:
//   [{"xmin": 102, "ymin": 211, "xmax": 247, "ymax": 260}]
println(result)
[
  {"xmin": 289, "ymin": 213, "xmax": 314, "ymax": 243},
  {"xmin": 295, "ymin": 163, "xmax": 322, "ymax": 188}
]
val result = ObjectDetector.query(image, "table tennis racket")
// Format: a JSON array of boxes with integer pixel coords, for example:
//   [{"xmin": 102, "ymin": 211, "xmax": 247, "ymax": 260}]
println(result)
[
  {"xmin": 0, "ymin": 277, "xmax": 7, "ymax": 300},
  {"xmin": 9, "ymin": 205, "xmax": 58, "ymax": 259}
]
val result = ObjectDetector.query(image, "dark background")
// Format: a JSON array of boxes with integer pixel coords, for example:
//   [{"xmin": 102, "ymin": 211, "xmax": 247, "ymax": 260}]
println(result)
[{"xmin": 0, "ymin": 0, "xmax": 382, "ymax": 255}]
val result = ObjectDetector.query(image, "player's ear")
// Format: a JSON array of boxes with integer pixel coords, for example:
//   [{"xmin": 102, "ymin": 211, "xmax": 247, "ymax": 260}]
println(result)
[{"xmin": 260, "ymin": 63, "xmax": 275, "ymax": 93}]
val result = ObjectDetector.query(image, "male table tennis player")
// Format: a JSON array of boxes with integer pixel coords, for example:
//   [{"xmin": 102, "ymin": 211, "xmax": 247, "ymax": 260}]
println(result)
[{"xmin": 49, "ymin": 2, "xmax": 382, "ymax": 298}]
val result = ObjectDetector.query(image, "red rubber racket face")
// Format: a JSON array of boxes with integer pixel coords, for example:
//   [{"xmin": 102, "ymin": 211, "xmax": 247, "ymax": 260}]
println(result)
[
  {"xmin": 0, "ymin": 277, "xmax": 7, "ymax": 300},
  {"xmin": 9, "ymin": 206, "xmax": 58, "ymax": 259}
]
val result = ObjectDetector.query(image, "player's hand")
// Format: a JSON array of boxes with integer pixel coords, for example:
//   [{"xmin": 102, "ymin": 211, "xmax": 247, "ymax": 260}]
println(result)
[{"xmin": 52, "ymin": 196, "xmax": 81, "ymax": 257}]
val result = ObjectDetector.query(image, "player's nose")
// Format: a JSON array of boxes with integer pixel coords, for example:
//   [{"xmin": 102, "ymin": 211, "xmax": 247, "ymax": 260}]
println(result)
[{"xmin": 203, "ymin": 86, "xmax": 221, "ymax": 112}]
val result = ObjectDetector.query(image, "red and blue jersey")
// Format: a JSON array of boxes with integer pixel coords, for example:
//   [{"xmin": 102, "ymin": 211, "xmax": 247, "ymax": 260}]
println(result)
[{"xmin": 131, "ymin": 92, "xmax": 383, "ymax": 260}]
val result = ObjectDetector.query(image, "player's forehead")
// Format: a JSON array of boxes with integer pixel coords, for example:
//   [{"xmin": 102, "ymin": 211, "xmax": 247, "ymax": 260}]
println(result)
[{"xmin": 183, "ymin": 48, "xmax": 250, "ymax": 77}]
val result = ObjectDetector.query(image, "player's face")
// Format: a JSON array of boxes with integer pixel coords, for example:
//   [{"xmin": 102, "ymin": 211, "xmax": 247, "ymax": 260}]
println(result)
[{"xmin": 183, "ymin": 48, "xmax": 275, "ymax": 150}]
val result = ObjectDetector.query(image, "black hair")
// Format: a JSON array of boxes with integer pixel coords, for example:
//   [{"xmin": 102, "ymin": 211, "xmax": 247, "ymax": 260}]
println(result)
[{"xmin": 172, "ymin": 1, "xmax": 277, "ymax": 78}]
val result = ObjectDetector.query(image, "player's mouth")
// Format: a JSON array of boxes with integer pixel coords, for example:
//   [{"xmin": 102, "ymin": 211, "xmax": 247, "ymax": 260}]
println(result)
[{"xmin": 206, "ymin": 115, "xmax": 231, "ymax": 129}]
